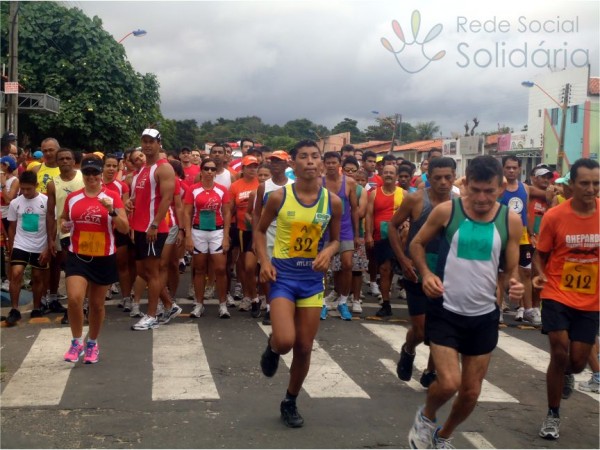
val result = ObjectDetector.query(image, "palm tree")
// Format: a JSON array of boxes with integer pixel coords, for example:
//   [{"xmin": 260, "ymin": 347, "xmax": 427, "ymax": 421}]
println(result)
[{"xmin": 415, "ymin": 121, "xmax": 441, "ymax": 140}]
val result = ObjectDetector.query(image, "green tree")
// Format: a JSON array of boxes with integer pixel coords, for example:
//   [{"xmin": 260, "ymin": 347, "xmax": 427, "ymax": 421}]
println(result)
[
  {"xmin": 263, "ymin": 135, "xmax": 297, "ymax": 151},
  {"xmin": 331, "ymin": 118, "xmax": 364, "ymax": 142},
  {"xmin": 283, "ymin": 119, "xmax": 329, "ymax": 140},
  {"xmin": 0, "ymin": 1, "xmax": 162, "ymax": 150},
  {"xmin": 415, "ymin": 121, "xmax": 441, "ymax": 140}
]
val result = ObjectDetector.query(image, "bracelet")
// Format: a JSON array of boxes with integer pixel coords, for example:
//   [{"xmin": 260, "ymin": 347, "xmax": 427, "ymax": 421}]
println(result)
[{"xmin": 178, "ymin": 227, "xmax": 186, "ymax": 235}]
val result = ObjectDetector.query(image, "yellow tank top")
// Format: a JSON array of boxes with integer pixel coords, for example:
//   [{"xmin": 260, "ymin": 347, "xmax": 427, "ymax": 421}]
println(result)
[
  {"xmin": 37, "ymin": 164, "xmax": 61, "ymax": 194},
  {"xmin": 272, "ymin": 184, "xmax": 331, "ymax": 279},
  {"xmin": 54, "ymin": 171, "xmax": 84, "ymax": 238}
]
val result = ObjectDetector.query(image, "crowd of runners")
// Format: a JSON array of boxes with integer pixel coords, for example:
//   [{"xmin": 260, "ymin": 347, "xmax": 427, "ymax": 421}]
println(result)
[{"xmin": 0, "ymin": 129, "xmax": 598, "ymax": 448}]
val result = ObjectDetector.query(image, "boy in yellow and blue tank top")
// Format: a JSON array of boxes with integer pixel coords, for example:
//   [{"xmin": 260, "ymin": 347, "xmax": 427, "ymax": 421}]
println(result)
[{"xmin": 254, "ymin": 140, "xmax": 342, "ymax": 429}]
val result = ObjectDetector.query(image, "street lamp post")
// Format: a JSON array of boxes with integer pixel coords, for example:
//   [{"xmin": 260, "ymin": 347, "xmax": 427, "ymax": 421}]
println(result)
[
  {"xmin": 371, "ymin": 111, "xmax": 401, "ymax": 154},
  {"xmin": 522, "ymin": 81, "xmax": 570, "ymax": 175},
  {"xmin": 118, "ymin": 29, "xmax": 147, "ymax": 44}
]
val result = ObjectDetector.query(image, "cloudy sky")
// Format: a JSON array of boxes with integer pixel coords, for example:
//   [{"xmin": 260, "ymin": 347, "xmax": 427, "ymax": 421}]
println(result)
[{"xmin": 74, "ymin": 0, "xmax": 599, "ymax": 138}]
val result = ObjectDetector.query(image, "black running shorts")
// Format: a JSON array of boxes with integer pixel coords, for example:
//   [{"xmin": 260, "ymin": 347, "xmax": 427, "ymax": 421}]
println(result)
[{"xmin": 541, "ymin": 299, "xmax": 599, "ymax": 345}]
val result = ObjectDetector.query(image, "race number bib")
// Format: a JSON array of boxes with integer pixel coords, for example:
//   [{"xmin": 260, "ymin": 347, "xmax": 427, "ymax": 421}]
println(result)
[
  {"xmin": 560, "ymin": 261, "xmax": 598, "ymax": 295},
  {"xmin": 199, "ymin": 210, "xmax": 216, "ymax": 231},
  {"xmin": 289, "ymin": 222, "xmax": 321, "ymax": 258},
  {"xmin": 22, "ymin": 213, "xmax": 40, "ymax": 232},
  {"xmin": 78, "ymin": 231, "xmax": 106, "ymax": 257}
]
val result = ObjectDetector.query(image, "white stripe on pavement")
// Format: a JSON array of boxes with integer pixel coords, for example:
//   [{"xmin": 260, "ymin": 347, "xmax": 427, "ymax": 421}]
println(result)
[
  {"xmin": 152, "ymin": 324, "xmax": 219, "ymax": 401},
  {"xmin": 258, "ymin": 324, "xmax": 370, "ymax": 398},
  {"xmin": 362, "ymin": 323, "xmax": 518, "ymax": 403},
  {"xmin": 1, "ymin": 327, "xmax": 86, "ymax": 407},
  {"xmin": 497, "ymin": 331, "xmax": 598, "ymax": 402},
  {"xmin": 461, "ymin": 431, "xmax": 496, "ymax": 449}
]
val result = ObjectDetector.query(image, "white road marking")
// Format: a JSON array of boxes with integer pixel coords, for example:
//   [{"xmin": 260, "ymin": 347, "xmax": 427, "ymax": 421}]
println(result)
[
  {"xmin": 362, "ymin": 323, "xmax": 518, "ymax": 403},
  {"xmin": 1, "ymin": 327, "xmax": 87, "ymax": 407},
  {"xmin": 497, "ymin": 331, "xmax": 598, "ymax": 402},
  {"xmin": 152, "ymin": 324, "xmax": 219, "ymax": 401},
  {"xmin": 258, "ymin": 324, "xmax": 370, "ymax": 398},
  {"xmin": 461, "ymin": 431, "xmax": 496, "ymax": 448}
]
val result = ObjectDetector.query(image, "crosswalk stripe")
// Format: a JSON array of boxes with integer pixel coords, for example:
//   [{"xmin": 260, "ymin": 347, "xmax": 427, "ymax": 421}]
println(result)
[
  {"xmin": 1, "ymin": 327, "xmax": 86, "ymax": 407},
  {"xmin": 497, "ymin": 331, "xmax": 598, "ymax": 402},
  {"xmin": 258, "ymin": 323, "xmax": 370, "ymax": 399},
  {"xmin": 152, "ymin": 324, "xmax": 219, "ymax": 401},
  {"xmin": 461, "ymin": 431, "xmax": 496, "ymax": 449},
  {"xmin": 362, "ymin": 323, "xmax": 519, "ymax": 403}
]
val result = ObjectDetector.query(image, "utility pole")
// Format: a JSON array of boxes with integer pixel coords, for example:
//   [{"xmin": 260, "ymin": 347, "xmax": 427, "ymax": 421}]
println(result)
[
  {"xmin": 556, "ymin": 83, "xmax": 570, "ymax": 175},
  {"xmin": 7, "ymin": 1, "xmax": 19, "ymax": 137},
  {"xmin": 389, "ymin": 113, "xmax": 401, "ymax": 154}
]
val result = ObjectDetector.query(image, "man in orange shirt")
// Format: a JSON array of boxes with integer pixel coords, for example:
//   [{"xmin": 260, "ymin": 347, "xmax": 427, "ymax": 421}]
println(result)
[{"xmin": 533, "ymin": 158, "xmax": 599, "ymax": 441}]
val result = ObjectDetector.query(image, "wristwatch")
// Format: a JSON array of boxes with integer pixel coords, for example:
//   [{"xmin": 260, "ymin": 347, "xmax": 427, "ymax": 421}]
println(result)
[{"xmin": 149, "ymin": 223, "xmax": 158, "ymax": 230}]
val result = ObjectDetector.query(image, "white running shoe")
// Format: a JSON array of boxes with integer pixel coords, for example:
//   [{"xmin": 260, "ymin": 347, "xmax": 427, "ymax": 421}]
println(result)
[
  {"xmin": 129, "ymin": 303, "xmax": 143, "ymax": 318},
  {"xmin": 190, "ymin": 304, "xmax": 205, "ymax": 318},
  {"xmin": 111, "ymin": 283, "xmax": 120, "ymax": 294},
  {"xmin": 159, "ymin": 303, "xmax": 182, "ymax": 324},
  {"xmin": 578, "ymin": 376, "xmax": 600, "ymax": 393},
  {"xmin": 219, "ymin": 303, "xmax": 231, "ymax": 318},
  {"xmin": 323, "ymin": 291, "xmax": 339, "ymax": 311},
  {"xmin": 131, "ymin": 314, "xmax": 159, "ymax": 331},
  {"xmin": 156, "ymin": 302, "xmax": 165, "ymax": 319},
  {"xmin": 204, "ymin": 285, "xmax": 215, "ymax": 300},
  {"xmin": 226, "ymin": 294, "xmax": 236, "ymax": 307},
  {"xmin": 523, "ymin": 308, "xmax": 541, "ymax": 326},
  {"xmin": 239, "ymin": 297, "xmax": 252, "ymax": 311},
  {"xmin": 233, "ymin": 282, "xmax": 243, "ymax": 300},
  {"xmin": 539, "ymin": 414, "xmax": 560, "ymax": 440},
  {"xmin": 1, "ymin": 279, "xmax": 10, "ymax": 292},
  {"xmin": 122, "ymin": 297, "xmax": 133, "ymax": 312},
  {"xmin": 408, "ymin": 406, "xmax": 436, "ymax": 449},
  {"xmin": 368, "ymin": 283, "xmax": 381, "ymax": 297},
  {"xmin": 259, "ymin": 295, "xmax": 268, "ymax": 310},
  {"xmin": 105, "ymin": 288, "xmax": 113, "ymax": 300},
  {"xmin": 351, "ymin": 301, "xmax": 363, "ymax": 314},
  {"xmin": 515, "ymin": 307, "xmax": 525, "ymax": 321}
]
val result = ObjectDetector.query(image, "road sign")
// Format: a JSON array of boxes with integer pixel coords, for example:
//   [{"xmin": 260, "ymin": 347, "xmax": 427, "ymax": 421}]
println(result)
[{"xmin": 4, "ymin": 82, "xmax": 19, "ymax": 94}]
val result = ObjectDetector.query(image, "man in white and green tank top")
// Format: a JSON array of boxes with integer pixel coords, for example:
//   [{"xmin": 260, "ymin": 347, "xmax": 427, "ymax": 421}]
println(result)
[{"xmin": 407, "ymin": 155, "xmax": 525, "ymax": 449}]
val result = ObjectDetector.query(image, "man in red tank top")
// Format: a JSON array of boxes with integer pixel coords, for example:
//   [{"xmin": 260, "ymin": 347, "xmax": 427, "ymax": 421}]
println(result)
[{"xmin": 126, "ymin": 128, "xmax": 179, "ymax": 331}]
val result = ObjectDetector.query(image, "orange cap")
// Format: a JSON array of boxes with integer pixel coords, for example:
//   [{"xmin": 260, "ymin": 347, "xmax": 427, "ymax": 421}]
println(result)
[
  {"xmin": 269, "ymin": 150, "xmax": 290, "ymax": 161},
  {"xmin": 242, "ymin": 155, "xmax": 259, "ymax": 166}
]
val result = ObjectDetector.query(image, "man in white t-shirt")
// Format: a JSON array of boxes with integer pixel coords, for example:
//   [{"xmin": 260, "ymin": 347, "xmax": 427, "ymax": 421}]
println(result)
[{"xmin": 5, "ymin": 171, "xmax": 52, "ymax": 325}]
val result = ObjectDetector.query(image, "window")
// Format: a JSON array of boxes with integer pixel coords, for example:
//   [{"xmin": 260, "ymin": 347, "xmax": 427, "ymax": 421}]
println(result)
[
  {"xmin": 550, "ymin": 108, "xmax": 559, "ymax": 126},
  {"xmin": 571, "ymin": 105, "xmax": 579, "ymax": 124},
  {"xmin": 538, "ymin": 109, "xmax": 542, "ymax": 118}
]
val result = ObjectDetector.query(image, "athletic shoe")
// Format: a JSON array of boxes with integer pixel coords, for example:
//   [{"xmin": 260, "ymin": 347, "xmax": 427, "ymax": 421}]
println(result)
[
  {"xmin": 524, "ymin": 308, "xmax": 541, "ymax": 326},
  {"xmin": 562, "ymin": 374, "xmax": 575, "ymax": 399},
  {"xmin": 376, "ymin": 302, "xmax": 392, "ymax": 317},
  {"xmin": 323, "ymin": 290, "xmax": 339, "ymax": 310},
  {"xmin": 280, "ymin": 400, "xmax": 304, "ymax": 428},
  {"xmin": 57, "ymin": 293, "xmax": 67, "ymax": 301},
  {"xmin": 129, "ymin": 304, "xmax": 143, "ymax": 318},
  {"xmin": 105, "ymin": 288, "xmax": 113, "ymax": 300},
  {"xmin": 515, "ymin": 307, "xmax": 524, "ymax": 321},
  {"xmin": 262, "ymin": 310, "xmax": 271, "ymax": 325},
  {"xmin": 260, "ymin": 335, "xmax": 280, "ymax": 377},
  {"xmin": 498, "ymin": 313, "xmax": 504, "ymax": 325},
  {"xmin": 159, "ymin": 303, "xmax": 182, "ymax": 324},
  {"xmin": 1, "ymin": 279, "xmax": 10, "ymax": 292},
  {"xmin": 30, "ymin": 309, "xmax": 43, "ymax": 318},
  {"xmin": 397, "ymin": 287, "xmax": 407, "ymax": 300},
  {"xmin": 226, "ymin": 294, "xmax": 236, "ymax": 307},
  {"xmin": 408, "ymin": 406, "xmax": 436, "ymax": 449},
  {"xmin": 539, "ymin": 413, "xmax": 560, "ymax": 439},
  {"xmin": 204, "ymin": 285, "xmax": 215, "ymax": 300},
  {"xmin": 187, "ymin": 284, "xmax": 196, "ymax": 300},
  {"xmin": 233, "ymin": 283, "xmax": 243, "ymax": 300},
  {"xmin": 64, "ymin": 339, "xmax": 84, "ymax": 363},
  {"xmin": 320, "ymin": 304, "xmax": 328, "ymax": 320},
  {"xmin": 122, "ymin": 297, "xmax": 132, "ymax": 312},
  {"xmin": 337, "ymin": 303, "xmax": 352, "ymax": 321},
  {"xmin": 259, "ymin": 295, "xmax": 268, "ymax": 310},
  {"xmin": 83, "ymin": 342, "xmax": 100, "ymax": 364},
  {"xmin": 251, "ymin": 300, "xmax": 262, "ymax": 318},
  {"xmin": 111, "ymin": 283, "xmax": 120, "ymax": 295},
  {"xmin": 219, "ymin": 303, "xmax": 231, "ymax": 319},
  {"xmin": 190, "ymin": 304, "xmax": 205, "ymax": 318},
  {"xmin": 432, "ymin": 427, "xmax": 454, "ymax": 449},
  {"xmin": 5, "ymin": 308, "xmax": 21, "ymax": 326},
  {"xmin": 131, "ymin": 314, "xmax": 159, "ymax": 331},
  {"xmin": 239, "ymin": 297, "xmax": 252, "ymax": 312},
  {"xmin": 179, "ymin": 261, "xmax": 186, "ymax": 274},
  {"xmin": 351, "ymin": 300, "xmax": 363, "ymax": 314},
  {"xmin": 156, "ymin": 302, "xmax": 165, "ymax": 319},
  {"xmin": 578, "ymin": 376, "xmax": 600, "ymax": 393},
  {"xmin": 420, "ymin": 371, "xmax": 437, "ymax": 388},
  {"xmin": 48, "ymin": 299, "xmax": 67, "ymax": 313},
  {"xmin": 397, "ymin": 343, "xmax": 415, "ymax": 381},
  {"xmin": 368, "ymin": 283, "xmax": 381, "ymax": 297}
]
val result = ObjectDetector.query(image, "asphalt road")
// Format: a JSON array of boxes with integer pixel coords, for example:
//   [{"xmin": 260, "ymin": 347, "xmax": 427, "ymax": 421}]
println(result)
[{"xmin": 1, "ymin": 276, "xmax": 598, "ymax": 449}]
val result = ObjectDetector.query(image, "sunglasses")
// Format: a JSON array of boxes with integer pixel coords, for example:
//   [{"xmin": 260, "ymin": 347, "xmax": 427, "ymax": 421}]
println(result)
[
  {"xmin": 344, "ymin": 167, "xmax": 358, "ymax": 173},
  {"xmin": 203, "ymin": 167, "xmax": 217, "ymax": 172},
  {"xmin": 82, "ymin": 170, "xmax": 101, "ymax": 176}
]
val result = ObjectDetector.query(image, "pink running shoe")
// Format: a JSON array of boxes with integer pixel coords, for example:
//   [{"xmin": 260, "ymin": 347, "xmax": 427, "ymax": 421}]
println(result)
[
  {"xmin": 83, "ymin": 342, "xmax": 99, "ymax": 364},
  {"xmin": 64, "ymin": 339, "xmax": 84, "ymax": 363}
]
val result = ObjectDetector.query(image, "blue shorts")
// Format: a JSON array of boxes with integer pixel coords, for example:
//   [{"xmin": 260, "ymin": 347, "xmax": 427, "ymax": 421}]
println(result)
[{"xmin": 269, "ymin": 276, "xmax": 324, "ymax": 308}]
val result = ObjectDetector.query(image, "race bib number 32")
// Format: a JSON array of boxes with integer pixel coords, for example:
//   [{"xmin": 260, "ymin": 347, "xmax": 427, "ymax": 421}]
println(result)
[
  {"xmin": 289, "ymin": 222, "xmax": 321, "ymax": 258},
  {"xmin": 560, "ymin": 261, "xmax": 598, "ymax": 295}
]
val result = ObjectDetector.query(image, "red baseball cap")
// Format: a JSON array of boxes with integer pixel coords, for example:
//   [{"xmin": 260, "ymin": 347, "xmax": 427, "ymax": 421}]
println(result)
[
  {"xmin": 270, "ymin": 150, "xmax": 290, "ymax": 161},
  {"xmin": 242, "ymin": 155, "xmax": 259, "ymax": 166}
]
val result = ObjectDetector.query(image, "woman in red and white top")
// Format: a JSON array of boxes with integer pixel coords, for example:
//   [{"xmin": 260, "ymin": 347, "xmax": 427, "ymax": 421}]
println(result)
[
  {"xmin": 61, "ymin": 156, "xmax": 129, "ymax": 365},
  {"xmin": 103, "ymin": 153, "xmax": 133, "ymax": 310},
  {"xmin": 184, "ymin": 158, "xmax": 231, "ymax": 319}
]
